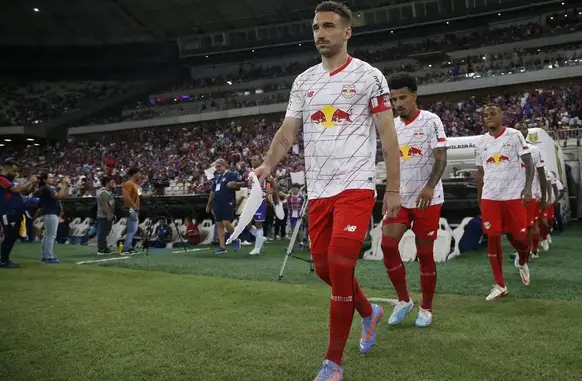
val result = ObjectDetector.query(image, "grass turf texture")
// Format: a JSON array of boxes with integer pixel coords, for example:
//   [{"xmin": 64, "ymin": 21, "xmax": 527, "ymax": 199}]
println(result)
[{"xmin": 1, "ymin": 227, "xmax": 581, "ymax": 381}]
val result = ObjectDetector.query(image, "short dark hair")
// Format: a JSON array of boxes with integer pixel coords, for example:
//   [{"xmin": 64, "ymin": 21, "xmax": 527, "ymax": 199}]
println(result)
[
  {"xmin": 101, "ymin": 176, "xmax": 113, "ymax": 187},
  {"xmin": 127, "ymin": 167, "xmax": 141, "ymax": 177},
  {"xmin": 388, "ymin": 73, "xmax": 418, "ymax": 93},
  {"xmin": 315, "ymin": 1, "xmax": 352, "ymax": 25}
]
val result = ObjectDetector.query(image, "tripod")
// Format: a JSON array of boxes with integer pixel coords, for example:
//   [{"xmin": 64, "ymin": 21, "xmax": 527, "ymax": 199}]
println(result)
[
  {"xmin": 141, "ymin": 197, "xmax": 188, "ymax": 256},
  {"xmin": 278, "ymin": 195, "xmax": 314, "ymax": 280}
]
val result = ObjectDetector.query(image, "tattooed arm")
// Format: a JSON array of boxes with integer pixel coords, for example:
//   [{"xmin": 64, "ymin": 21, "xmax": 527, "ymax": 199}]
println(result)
[
  {"xmin": 263, "ymin": 118, "xmax": 301, "ymax": 169},
  {"xmin": 426, "ymin": 148, "xmax": 448, "ymax": 188}
]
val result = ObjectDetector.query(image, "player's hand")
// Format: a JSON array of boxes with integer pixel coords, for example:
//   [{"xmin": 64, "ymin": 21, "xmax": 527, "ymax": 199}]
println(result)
[
  {"xmin": 521, "ymin": 188, "xmax": 532, "ymax": 204},
  {"xmin": 28, "ymin": 175, "xmax": 38, "ymax": 184},
  {"xmin": 415, "ymin": 186, "xmax": 434, "ymax": 211},
  {"xmin": 107, "ymin": 214, "xmax": 114, "ymax": 222},
  {"xmin": 383, "ymin": 191, "xmax": 401, "ymax": 218},
  {"xmin": 254, "ymin": 163, "xmax": 272, "ymax": 182},
  {"xmin": 205, "ymin": 205, "xmax": 211, "ymax": 214}
]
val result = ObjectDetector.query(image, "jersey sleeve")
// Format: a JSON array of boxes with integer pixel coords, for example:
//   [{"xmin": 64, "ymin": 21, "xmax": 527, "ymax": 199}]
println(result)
[
  {"xmin": 514, "ymin": 132, "xmax": 529, "ymax": 157},
  {"xmin": 367, "ymin": 68, "xmax": 392, "ymax": 114},
  {"xmin": 534, "ymin": 149, "xmax": 544, "ymax": 168},
  {"xmin": 556, "ymin": 180, "xmax": 564, "ymax": 191},
  {"xmin": 285, "ymin": 77, "xmax": 304, "ymax": 120},
  {"xmin": 475, "ymin": 139, "xmax": 483, "ymax": 167},
  {"xmin": 0, "ymin": 176, "xmax": 13, "ymax": 189},
  {"xmin": 428, "ymin": 115, "xmax": 448, "ymax": 149}
]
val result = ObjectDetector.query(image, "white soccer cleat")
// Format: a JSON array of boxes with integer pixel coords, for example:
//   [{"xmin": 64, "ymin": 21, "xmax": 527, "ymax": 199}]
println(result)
[
  {"xmin": 241, "ymin": 241, "xmax": 252, "ymax": 246},
  {"xmin": 541, "ymin": 239, "xmax": 550, "ymax": 251},
  {"xmin": 518, "ymin": 264, "xmax": 531, "ymax": 286},
  {"xmin": 249, "ymin": 248, "xmax": 261, "ymax": 256},
  {"xmin": 531, "ymin": 252, "xmax": 539, "ymax": 259},
  {"xmin": 387, "ymin": 300, "xmax": 414, "ymax": 325},
  {"xmin": 486, "ymin": 285, "xmax": 508, "ymax": 301}
]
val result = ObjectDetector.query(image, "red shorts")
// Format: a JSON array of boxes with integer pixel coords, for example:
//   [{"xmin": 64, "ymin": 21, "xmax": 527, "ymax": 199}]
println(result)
[
  {"xmin": 481, "ymin": 199, "xmax": 527, "ymax": 236},
  {"xmin": 525, "ymin": 199, "xmax": 538, "ymax": 227},
  {"xmin": 308, "ymin": 189, "xmax": 375, "ymax": 257},
  {"xmin": 541, "ymin": 205, "xmax": 555, "ymax": 219},
  {"xmin": 382, "ymin": 204, "xmax": 442, "ymax": 241}
]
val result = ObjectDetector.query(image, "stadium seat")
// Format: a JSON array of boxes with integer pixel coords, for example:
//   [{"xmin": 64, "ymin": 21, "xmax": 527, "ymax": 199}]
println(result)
[
  {"xmin": 450, "ymin": 217, "xmax": 473, "ymax": 259},
  {"xmin": 434, "ymin": 218, "xmax": 452, "ymax": 263},
  {"xmin": 399, "ymin": 229, "xmax": 417, "ymax": 262},
  {"xmin": 199, "ymin": 219, "xmax": 214, "ymax": 245},
  {"xmin": 363, "ymin": 223, "xmax": 383, "ymax": 261}
]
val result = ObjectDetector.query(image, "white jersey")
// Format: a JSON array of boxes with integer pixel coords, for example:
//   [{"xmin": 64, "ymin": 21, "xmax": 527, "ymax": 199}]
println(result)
[
  {"xmin": 285, "ymin": 56, "xmax": 391, "ymax": 200},
  {"xmin": 524, "ymin": 143, "xmax": 545, "ymax": 199},
  {"xmin": 475, "ymin": 127, "xmax": 530, "ymax": 201},
  {"xmin": 396, "ymin": 110, "xmax": 448, "ymax": 208},
  {"xmin": 545, "ymin": 169, "xmax": 563, "ymax": 203}
]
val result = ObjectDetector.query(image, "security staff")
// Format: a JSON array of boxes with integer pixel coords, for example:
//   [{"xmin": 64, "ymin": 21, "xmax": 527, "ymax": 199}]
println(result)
[{"xmin": 0, "ymin": 158, "xmax": 38, "ymax": 268}]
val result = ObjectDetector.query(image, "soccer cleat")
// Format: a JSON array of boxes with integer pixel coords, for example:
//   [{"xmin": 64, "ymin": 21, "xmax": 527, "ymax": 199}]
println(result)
[
  {"xmin": 486, "ymin": 285, "xmax": 508, "ymax": 301},
  {"xmin": 518, "ymin": 263, "xmax": 531, "ymax": 286},
  {"xmin": 0, "ymin": 261, "xmax": 21, "ymax": 268},
  {"xmin": 41, "ymin": 258, "xmax": 61, "ymax": 264},
  {"xmin": 531, "ymin": 252, "xmax": 539, "ymax": 259},
  {"xmin": 97, "ymin": 248, "xmax": 113, "ymax": 256},
  {"xmin": 232, "ymin": 239, "xmax": 241, "ymax": 252},
  {"xmin": 547, "ymin": 235, "xmax": 552, "ymax": 244},
  {"xmin": 249, "ymin": 248, "xmax": 261, "ymax": 256},
  {"xmin": 213, "ymin": 247, "xmax": 227, "ymax": 255},
  {"xmin": 359, "ymin": 304, "xmax": 384, "ymax": 354},
  {"xmin": 415, "ymin": 308, "xmax": 433, "ymax": 328},
  {"xmin": 241, "ymin": 241, "xmax": 252, "ymax": 246},
  {"xmin": 541, "ymin": 239, "xmax": 550, "ymax": 251},
  {"xmin": 387, "ymin": 300, "xmax": 414, "ymax": 325},
  {"xmin": 313, "ymin": 360, "xmax": 343, "ymax": 381}
]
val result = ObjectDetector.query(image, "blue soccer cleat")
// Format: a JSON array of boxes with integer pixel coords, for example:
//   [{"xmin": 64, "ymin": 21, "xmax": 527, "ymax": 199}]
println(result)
[
  {"xmin": 388, "ymin": 300, "xmax": 414, "ymax": 325},
  {"xmin": 232, "ymin": 239, "xmax": 241, "ymax": 252},
  {"xmin": 359, "ymin": 303, "xmax": 384, "ymax": 354},
  {"xmin": 213, "ymin": 247, "xmax": 227, "ymax": 255},
  {"xmin": 415, "ymin": 308, "xmax": 433, "ymax": 328},
  {"xmin": 314, "ymin": 360, "xmax": 343, "ymax": 381},
  {"xmin": 41, "ymin": 258, "xmax": 61, "ymax": 264}
]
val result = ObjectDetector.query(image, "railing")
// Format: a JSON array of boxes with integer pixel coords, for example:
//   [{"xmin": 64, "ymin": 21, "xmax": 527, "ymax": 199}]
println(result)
[{"xmin": 548, "ymin": 128, "xmax": 582, "ymax": 141}]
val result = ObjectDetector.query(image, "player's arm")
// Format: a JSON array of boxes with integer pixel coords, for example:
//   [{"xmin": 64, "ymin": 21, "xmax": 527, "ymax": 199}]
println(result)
[
  {"xmin": 476, "ymin": 166, "xmax": 484, "ymax": 206},
  {"xmin": 100, "ymin": 191, "xmax": 114, "ymax": 221},
  {"xmin": 552, "ymin": 183, "xmax": 560, "ymax": 203},
  {"xmin": 270, "ymin": 177, "xmax": 280, "ymax": 206},
  {"xmin": 227, "ymin": 173, "xmax": 246, "ymax": 190},
  {"xmin": 516, "ymin": 133, "xmax": 533, "ymax": 201},
  {"xmin": 417, "ymin": 117, "xmax": 448, "ymax": 209},
  {"xmin": 262, "ymin": 78, "xmax": 303, "ymax": 172}
]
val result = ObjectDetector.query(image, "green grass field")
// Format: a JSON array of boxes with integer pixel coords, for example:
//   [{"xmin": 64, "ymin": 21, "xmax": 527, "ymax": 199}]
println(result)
[{"xmin": 1, "ymin": 227, "xmax": 581, "ymax": 381}]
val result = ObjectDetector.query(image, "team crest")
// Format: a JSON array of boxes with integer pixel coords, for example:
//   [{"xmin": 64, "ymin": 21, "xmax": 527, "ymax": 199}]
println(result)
[
  {"xmin": 341, "ymin": 85, "xmax": 356, "ymax": 98},
  {"xmin": 528, "ymin": 132, "xmax": 539, "ymax": 142}
]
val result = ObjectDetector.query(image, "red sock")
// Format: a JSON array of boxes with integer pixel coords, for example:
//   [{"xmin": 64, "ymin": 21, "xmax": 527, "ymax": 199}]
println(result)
[
  {"xmin": 313, "ymin": 256, "xmax": 372, "ymax": 318},
  {"xmin": 381, "ymin": 236, "xmax": 410, "ymax": 302},
  {"xmin": 325, "ymin": 237, "xmax": 365, "ymax": 366},
  {"xmin": 487, "ymin": 235, "xmax": 505, "ymax": 287},
  {"xmin": 417, "ymin": 244, "xmax": 437, "ymax": 311},
  {"xmin": 531, "ymin": 230, "xmax": 540, "ymax": 253},
  {"xmin": 508, "ymin": 234, "xmax": 530, "ymax": 266}
]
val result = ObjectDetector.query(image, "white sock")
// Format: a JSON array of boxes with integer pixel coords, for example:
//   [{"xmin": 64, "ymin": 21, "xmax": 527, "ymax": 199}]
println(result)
[
  {"xmin": 254, "ymin": 228, "xmax": 264, "ymax": 250},
  {"xmin": 248, "ymin": 226, "xmax": 258, "ymax": 237}
]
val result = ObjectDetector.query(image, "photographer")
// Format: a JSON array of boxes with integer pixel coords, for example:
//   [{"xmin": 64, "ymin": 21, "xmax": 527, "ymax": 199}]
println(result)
[
  {"xmin": 97, "ymin": 176, "xmax": 116, "ymax": 255},
  {"xmin": 0, "ymin": 158, "xmax": 38, "ymax": 268},
  {"xmin": 37, "ymin": 173, "xmax": 70, "ymax": 264}
]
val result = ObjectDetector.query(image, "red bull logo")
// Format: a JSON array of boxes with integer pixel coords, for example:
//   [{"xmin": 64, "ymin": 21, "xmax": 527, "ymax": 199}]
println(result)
[
  {"xmin": 400, "ymin": 145, "xmax": 423, "ymax": 161},
  {"xmin": 485, "ymin": 153, "xmax": 510, "ymax": 166},
  {"xmin": 341, "ymin": 85, "xmax": 357, "ymax": 98},
  {"xmin": 310, "ymin": 105, "xmax": 352, "ymax": 128}
]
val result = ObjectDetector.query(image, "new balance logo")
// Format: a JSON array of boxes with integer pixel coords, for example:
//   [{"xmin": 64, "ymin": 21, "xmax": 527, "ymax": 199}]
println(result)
[
  {"xmin": 344, "ymin": 225, "xmax": 357, "ymax": 232},
  {"xmin": 427, "ymin": 231, "xmax": 435, "ymax": 236}
]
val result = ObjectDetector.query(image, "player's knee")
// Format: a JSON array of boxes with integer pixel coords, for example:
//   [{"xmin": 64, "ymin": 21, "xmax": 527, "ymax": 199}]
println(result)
[
  {"xmin": 328, "ymin": 237, "xmax": 360, "ymax": 270},
  {"xmin": 381, "ymin": 236, "xmax": 399, "ymax": 254},
  {"xmin": 416, "ymin": 243, "xmax": 435, "ymax": 263},
  {"xmin": 312, "ymin": 255, "xmax": 331, "ymax": 283}
]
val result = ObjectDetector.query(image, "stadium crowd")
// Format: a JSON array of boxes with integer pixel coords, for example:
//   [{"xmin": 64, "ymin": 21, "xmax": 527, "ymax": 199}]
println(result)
[{"xmin": 1, "ymin": 83, "xmax": 580, "ymax": 197}]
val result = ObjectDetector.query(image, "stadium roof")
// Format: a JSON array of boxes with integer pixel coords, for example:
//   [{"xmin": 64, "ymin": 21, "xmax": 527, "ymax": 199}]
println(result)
[{"xmin": 1, "ymin": 0, "xmax": 403, "ymax": 46}]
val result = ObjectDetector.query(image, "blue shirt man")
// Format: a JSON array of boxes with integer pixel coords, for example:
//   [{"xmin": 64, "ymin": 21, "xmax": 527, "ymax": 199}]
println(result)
[
  {"xmin": 38, "ymin": 185, "xmax": 62, "ymax": 216},
  {"xmin": 206, "ymin": 159, "xmax": 244, "ymax": 254}
]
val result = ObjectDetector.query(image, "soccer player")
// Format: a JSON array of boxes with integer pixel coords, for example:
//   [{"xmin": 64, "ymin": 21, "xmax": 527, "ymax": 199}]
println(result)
[
  {"xmin": 540, "ymin": 170, "xmax": 563, "ymax": 251},
  {"xmin": 381, "ymin": 73, "xmax": 448, "ymax": 328},
  {"xmin": 254, "ymin": 2, "xmax": 401, "ymax": 379},
  {"xmin": 0, "ymin": 158, "xmax": 37, "ymax": 268},
  {"xmin": 205, "ymin": 159, "xmax": 244, "ymax": 254},
  {"xmin": 515, "ymin": 123, "xmax": 547, "ymax": 260},
  {"xmin": 476, "ymin": 105, "xmax": 534, "ymax": 301}
]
